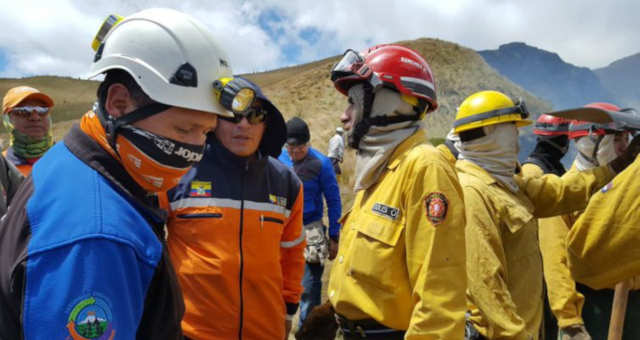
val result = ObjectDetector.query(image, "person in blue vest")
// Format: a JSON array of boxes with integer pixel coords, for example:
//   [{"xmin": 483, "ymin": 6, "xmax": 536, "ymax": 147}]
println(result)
[
  {"xmin": 0, "ymin": 8, "xmax": 234, "ymax": 339},
  {"xmin": 279, "ymin": 116, "xmax": 342, "ymax": 329}
]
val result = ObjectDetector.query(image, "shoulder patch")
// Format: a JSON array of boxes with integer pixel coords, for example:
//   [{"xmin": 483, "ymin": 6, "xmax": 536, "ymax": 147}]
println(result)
[
  {"xmin": 190, "ymin": 181, "xmax": 212, "ymax": 197},
  {"xmin": 66, "ymin": 294, "xmax": 115, "ymax": 339},
  {"xmin": 425, "ymin": 192, "xmax": 448, "ymax": 225},
  {"xmin": 601, "ymin": 181, "xmax": 613, "ymax": 193},
  {"xmin": 371, "ymin": 202, "xmax": 400, "ymax": 221}
]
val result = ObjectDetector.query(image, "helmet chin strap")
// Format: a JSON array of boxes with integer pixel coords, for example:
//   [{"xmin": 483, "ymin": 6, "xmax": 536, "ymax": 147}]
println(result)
[
  {"xmin": 96, "ymin": 102, "xmax": 171, "ymax": 153},
  {"xmin": 348, "ymin": 83, "xmax": 424, "ymax": 150}
]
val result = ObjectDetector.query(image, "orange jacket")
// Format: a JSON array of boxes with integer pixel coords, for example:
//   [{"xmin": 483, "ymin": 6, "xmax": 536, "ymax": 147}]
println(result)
[{"xmin": 162, "ymin": 140, "xmax": 305, "ymax": 340}]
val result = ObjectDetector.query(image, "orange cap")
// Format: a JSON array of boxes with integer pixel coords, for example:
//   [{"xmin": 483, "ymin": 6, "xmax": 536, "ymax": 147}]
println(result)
[{"xmin": 2, "ymin": 86, "xmax": 54, "ymax": 114}]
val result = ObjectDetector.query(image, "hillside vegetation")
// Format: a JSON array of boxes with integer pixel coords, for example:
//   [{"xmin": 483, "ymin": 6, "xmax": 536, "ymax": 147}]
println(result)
[{"xmin": 0, "ymin": 38, "xmax": 551, "ymax": 204}]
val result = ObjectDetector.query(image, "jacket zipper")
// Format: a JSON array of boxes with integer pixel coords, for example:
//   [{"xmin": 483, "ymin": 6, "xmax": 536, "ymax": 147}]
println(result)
[{"xmin": 238, "ymin": 161, "xmax": 247, "ymax": 340}]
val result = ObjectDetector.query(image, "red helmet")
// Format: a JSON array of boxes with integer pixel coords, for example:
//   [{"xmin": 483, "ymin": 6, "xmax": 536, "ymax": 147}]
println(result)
[
  {"xmin": 533, "ymin": 114, "xmax": 570, "ymax": 136},
  {"xmin": 568, "ymin": 102, "xmax": 622, "ymax": 139},
  {"xmin": 331, "ymin": 44, "xmax": 437, "ymax": 112}
]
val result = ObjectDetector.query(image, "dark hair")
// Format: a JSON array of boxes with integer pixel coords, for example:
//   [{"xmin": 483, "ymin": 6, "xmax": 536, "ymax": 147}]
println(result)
[{"xmin": 96, "ymin": 69, "xmax": 155, "ymax": 114}]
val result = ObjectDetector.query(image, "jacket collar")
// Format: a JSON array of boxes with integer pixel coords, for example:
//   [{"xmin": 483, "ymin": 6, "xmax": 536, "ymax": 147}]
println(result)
[
  {"xmin": 386, "ymin": 129, "xmax": 429, "ymax": 171},
  {"xmin": 457, "ymin": 159, "xmax": 498, "ymax": 186},
  {"xmin": 63, "ymin": 124, "xmax": 167, "ymax": 224},
  {"xmin": 4, "ymin": 146, "xmax": 29, "ymax": 165}
]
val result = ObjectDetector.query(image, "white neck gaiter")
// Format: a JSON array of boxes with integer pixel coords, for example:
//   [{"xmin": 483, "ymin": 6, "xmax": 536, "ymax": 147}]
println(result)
[
  {"xmin": 349, "ymin": 85, "xmax": 420, "ymax": 192},
  {"xmin": 574, "ymin": 134, "xmax": 617, "ymax": 171},
  {"xmin": 458, "ymin": 123, "xmax": 520, "ymax": 192}
]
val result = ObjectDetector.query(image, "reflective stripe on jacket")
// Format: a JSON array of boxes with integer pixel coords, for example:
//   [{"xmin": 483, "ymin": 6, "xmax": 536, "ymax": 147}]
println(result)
[
  {"xmin": 165, "ymin": 137, "xmax": 305, "ymax": 340},
  {"xmin": 328, "ymin": 129, "xmax": 467, "ymax": 339},
  {"xmin": 458, "ymin": 159, "xmax": 614, "ymax": 340}
]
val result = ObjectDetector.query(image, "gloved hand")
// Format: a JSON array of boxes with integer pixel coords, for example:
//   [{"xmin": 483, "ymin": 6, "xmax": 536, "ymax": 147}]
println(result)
[
  {"xmin": 559, "ymin": 324, "xmax": 591, "ymax": 340},
  {"xmin": 609, "ymin": 134, "xmax": 640, "ymax": 173}
]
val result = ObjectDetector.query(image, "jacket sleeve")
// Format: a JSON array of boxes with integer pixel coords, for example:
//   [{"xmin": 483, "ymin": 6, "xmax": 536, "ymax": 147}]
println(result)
[
  {"xmin": 21, "ymin": 238, "xmax": 158, "ymax": 339},
  {"xmin": 464, "ymin": 186, "xmax": 532, "ymax": 339},
  {"xmin": 538, "ymin": 215, "xmax": 585, "ymax": 328},
  {"xmin": 280, "ymin": 183, "xmax": 306, "ymax": 316},
  {"xmin": 516, "ymin": 164, "xmax": 615, "ymax": 218},
  {"xmin": 404, "ymin": 162, "xmax": 467, "ymax": 340},
  {"xmin": 567, "ymin": 158, "xmax": 640, "ymax": 289},
  {"xmin": 320, "ymin": 156, "xmax": 341, "ymax": 239}
]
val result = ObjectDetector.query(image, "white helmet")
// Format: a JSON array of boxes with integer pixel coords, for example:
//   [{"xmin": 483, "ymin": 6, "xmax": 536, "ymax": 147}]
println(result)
[
  {"xmin": 90, "ymin": 8, "xmax": 233, "ymax": 117},
  {"xmin": 336, "ymin": 127, "xmax": 344, "ymax": 134}
]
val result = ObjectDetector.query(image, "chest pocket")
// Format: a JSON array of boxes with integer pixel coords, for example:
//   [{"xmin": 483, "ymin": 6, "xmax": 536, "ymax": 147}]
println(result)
[
  {"xmin": 348, "ymin": 212, "xmax": 405, "ymax": 292},
  {"xmin": 495, "ymin": 191, "xmax": 539, "ymax": 264}
]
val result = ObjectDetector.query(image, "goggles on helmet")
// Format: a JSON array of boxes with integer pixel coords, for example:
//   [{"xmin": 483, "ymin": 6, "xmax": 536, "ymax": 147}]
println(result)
[
  {"xmin": 219, "ymin": 107, "xmax": 267, "ymax": 125},
  {"xmin": 91, "ymin": 14, "xmax": 124, "ymax": 51},
  {"xmin": 10, "ymin": 106, "xmax": 50, "ymax": 117},
  {"xmin": 213, "ymin": 77, "xmax": 259, "ymax": 115},
  {"xmin": 453, "ymin": 98, "xmax": 529, "ymax": 129},
  {"xmin": 331, "ymin": 49, "xmax": 384, "ymax": 90}
]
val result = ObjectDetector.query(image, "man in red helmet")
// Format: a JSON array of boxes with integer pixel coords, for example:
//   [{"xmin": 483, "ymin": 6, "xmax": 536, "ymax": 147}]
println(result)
[
  {"xmin": 560, "ymin": 103, "xmax": 640, "ymax": 340},
  {"xmin": 326, "ymin": 44, "xmax": 467, "ymax": 339}
]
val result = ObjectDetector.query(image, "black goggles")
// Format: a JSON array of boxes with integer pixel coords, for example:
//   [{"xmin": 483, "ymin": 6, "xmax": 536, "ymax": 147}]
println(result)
[
  {"xmin": 453, "ymin": 98, "xmax": 530, "ymax": 129},
  {"xmin": 219, "ymin": 107, "xmax": 267, "ymax": 125}
]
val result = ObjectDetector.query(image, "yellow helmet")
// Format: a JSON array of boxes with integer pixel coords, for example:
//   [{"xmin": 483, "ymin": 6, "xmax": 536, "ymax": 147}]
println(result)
[{"xmin": 453, "ymin": 90, "xmax": 532, "ymax": 134}]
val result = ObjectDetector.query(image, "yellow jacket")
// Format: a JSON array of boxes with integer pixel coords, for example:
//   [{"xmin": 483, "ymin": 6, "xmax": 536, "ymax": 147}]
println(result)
[
  {"xmin": 567, "ymin": 157, "xmax": 640, "ymax": 289},
  {"xmin": 457, "ymin": 160, "xmax": 614, "ymax": 340},
  {"xmin": 521, "ymin": 163, "xmax": 585, "ymax": 328},
  {"xmin": 328, "ymin": 129, "xmax": 467, "ymax": 339},
  {"xmin": 436, "ymin": 143, "xmax": 457, "ymax": 166}
]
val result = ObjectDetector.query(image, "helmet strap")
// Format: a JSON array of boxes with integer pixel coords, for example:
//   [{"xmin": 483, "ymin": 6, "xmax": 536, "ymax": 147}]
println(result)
[
  {"xmin": 348, "ymin": 83, "xmax": 374, "ymax": 149},
  {"xmin": 97, "ymin": 102, "xmax": 171, "ymax": 152}
]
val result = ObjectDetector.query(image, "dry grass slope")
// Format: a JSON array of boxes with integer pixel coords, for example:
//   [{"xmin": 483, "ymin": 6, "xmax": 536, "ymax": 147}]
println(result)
[{"xmin": 0, "ymin": 38, "xmax": 551, "ymax": 206}]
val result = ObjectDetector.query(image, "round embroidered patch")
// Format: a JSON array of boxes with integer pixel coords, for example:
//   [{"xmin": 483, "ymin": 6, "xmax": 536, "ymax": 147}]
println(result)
[
  {"xmin": 425, "ymin": 192, "xmax": 448, "ymax": 225},
  {"xmin": 66, "ymin": 295, "xmax": 115, "ymax": 339}
]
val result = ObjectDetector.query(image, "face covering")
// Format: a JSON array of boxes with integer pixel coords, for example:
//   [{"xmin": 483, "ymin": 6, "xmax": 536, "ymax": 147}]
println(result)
[
  {"xmin": 2, "ymin": 114, "xmax": 53, "ymax": 159},
  {"xmin": 458, "ymin": 123, "xmax": 520, "ymax": 192},
  {"xmin": 80, "ymin": 111, "xmax": 204, "ymax": 192},
  {"xmin": 349, "ymin": 86, "xmax": 420, "ymax": 191},
  {"xmin": 574, "ymin": 134, "xmax": 617, "ymax": 171}
]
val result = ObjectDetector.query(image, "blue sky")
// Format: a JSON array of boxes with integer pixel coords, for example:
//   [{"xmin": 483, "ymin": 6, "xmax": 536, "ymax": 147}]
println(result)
[{"xmin": 0, "ymin": 0, "xmax": 638, "ymax": 78}]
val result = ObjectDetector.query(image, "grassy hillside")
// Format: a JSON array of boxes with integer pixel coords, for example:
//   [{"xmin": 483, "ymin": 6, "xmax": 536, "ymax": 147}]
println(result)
[
  {"xmin": 0, "ymin": 37, "xmax": 551, "ymax": 206},
  {"xmin": 0, "ymin": 76, "xmax": 99, "ymax": 122}
]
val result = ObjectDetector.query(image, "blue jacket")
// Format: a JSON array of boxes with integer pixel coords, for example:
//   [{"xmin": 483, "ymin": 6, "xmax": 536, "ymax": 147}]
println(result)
[
  {"xmin": 0, "ymin": 126, "xmax": 184, "ymax": 339},
  {"xmin": 279, "ymin": 147, "xmax": 341, "ymax": 239}
]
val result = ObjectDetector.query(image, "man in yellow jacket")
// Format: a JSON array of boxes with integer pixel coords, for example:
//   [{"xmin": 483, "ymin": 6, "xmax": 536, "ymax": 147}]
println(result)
[
  {"xmin": 327, "ymin": 44, "xmax": 467, "ymax": 339},
  {"xmin": 453, "ymin": 91, "xmax": 639, "ymax": 340},
  {"xmin": 521, "ymin": 114, "xmax": 589, "ymax": 340}
]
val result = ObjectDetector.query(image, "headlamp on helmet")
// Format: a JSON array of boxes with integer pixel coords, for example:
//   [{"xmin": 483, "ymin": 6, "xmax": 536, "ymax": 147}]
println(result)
[
  {"xmin": 91, "ymin": 14, "xmax": 124, "ymax": 51},
  {"xmin": 213, "ymin": 77, "xmax": 258, "ymax": 115}
]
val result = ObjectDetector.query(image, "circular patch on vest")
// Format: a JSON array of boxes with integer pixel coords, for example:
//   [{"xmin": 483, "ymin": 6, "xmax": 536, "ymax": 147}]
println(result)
[{"xmin": 425, "ymin": 192, "xmax": 448, "ymax": 225}]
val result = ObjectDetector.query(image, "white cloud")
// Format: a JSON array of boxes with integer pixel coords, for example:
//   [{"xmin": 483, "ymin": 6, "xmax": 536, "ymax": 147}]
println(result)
[{"xmin": 0, "ymin": 0, "xmax": 637, "ymax": 78}]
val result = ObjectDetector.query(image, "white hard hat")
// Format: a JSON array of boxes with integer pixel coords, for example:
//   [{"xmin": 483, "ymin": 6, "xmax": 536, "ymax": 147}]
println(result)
[
  {"xmin": 90, "ymin": 8, "xmax": 233, "ymax": 116},
  {"xmin": 336, "ymin": 127, "xmax": 344, "ymax": 134}
]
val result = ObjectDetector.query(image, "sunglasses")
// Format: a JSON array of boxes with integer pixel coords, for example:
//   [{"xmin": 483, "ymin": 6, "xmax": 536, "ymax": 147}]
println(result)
[
  {"xmin": 219, "ymin": 108, "xmax": 267, "ymax": 125},
  {"xmin": 10, "ymin": 106, "xmax": 50, "ymax": 118}
]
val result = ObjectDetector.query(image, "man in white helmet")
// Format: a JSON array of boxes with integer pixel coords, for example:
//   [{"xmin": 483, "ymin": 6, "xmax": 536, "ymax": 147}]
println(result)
[
  {"xmin": 327, "ymin": 126, "xmax": 345, "ymax": 174},
  {"xmin": 0, "ymin": 8, "xmax": 233, "ymax": 339}
]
